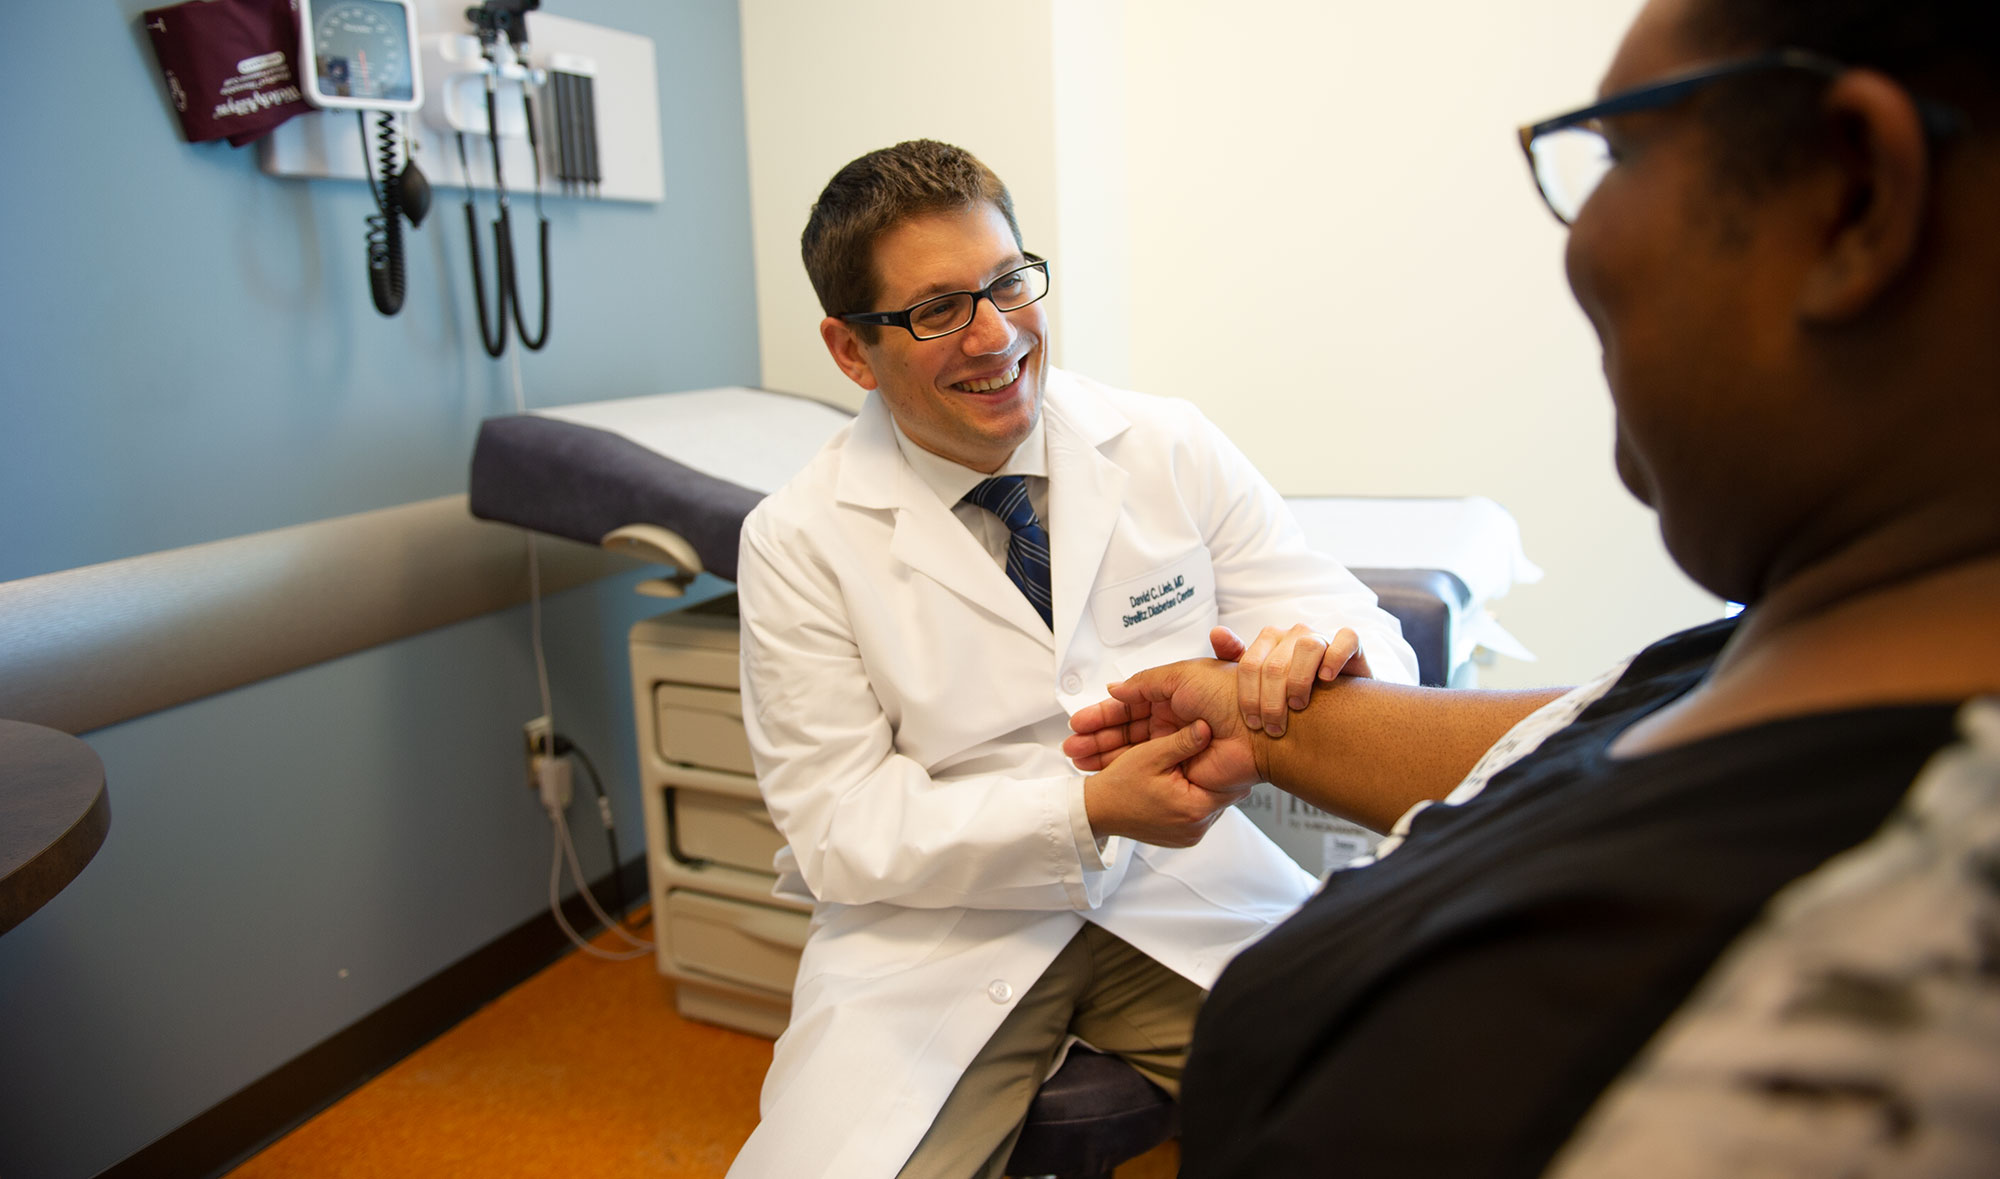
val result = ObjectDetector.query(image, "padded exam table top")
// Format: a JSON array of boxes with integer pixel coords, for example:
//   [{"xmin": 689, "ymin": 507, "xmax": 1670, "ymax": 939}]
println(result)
[{"xmin": 470, "ymin": 387, "xmax": 852, "ymax": 581}]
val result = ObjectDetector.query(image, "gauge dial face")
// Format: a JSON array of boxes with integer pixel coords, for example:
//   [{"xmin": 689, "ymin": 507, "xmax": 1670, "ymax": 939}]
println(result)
[{"xmin": 310, "ymin": 0, "xmax": 414, "ymax": 103}]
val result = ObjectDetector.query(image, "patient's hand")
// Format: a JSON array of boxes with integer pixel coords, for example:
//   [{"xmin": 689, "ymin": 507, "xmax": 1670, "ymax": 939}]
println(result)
[
  {"xmin": 1212, "ymin": 624, "xmax": 1371, "ymax": 738},
  {"xmin": 1065, "ymin": 658, "xmax": 1260, "ymax": 793}
]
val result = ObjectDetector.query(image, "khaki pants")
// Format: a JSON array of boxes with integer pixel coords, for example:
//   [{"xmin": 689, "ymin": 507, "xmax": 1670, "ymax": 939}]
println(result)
[{"xmin": 894, "ymin": 924, "xmax": 1205, "ymax": 1179}]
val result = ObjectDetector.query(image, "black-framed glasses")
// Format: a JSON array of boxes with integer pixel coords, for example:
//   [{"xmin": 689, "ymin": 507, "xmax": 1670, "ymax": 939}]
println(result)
[
  {"xmin": 1518, "ymin": 48, "xmax": 1962, "ymax": 226},
  {"xmin": 840, "ymin": 254, "xmax": 1051, "ymax": 341}
]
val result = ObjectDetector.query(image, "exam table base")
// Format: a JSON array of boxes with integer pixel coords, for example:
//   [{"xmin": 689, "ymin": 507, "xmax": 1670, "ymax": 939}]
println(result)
[{"xmin": 632, "ymin": 601, "xmax": 809, "ymax": 1038}]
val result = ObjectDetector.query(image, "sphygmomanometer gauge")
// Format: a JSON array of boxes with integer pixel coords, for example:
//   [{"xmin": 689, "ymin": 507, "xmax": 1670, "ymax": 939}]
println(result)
[
  {"xmin": 301, "ymin": 0, "xmax": 422, "ymax": 112},
  {"xmin": 300, "ymin": 0, "xmax": 429, "ymax": 316}
]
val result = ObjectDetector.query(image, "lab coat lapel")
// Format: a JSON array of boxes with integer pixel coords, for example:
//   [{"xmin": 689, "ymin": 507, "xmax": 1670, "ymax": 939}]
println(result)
[
  {"xmin": 837, "ymin": 395, "xmax": 1056, "ymax": 648},
  {"xmin": 1044, "ymin": 378, "xmax": 1131, "ymax": 659},
  {"xmin": 889, "ymin": 486, "xmax": 1055, "ymax": 645}
]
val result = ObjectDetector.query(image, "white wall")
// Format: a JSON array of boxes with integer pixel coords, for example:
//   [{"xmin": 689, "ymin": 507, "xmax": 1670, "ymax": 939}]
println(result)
[
  {"xmin": 740, "ymin": 2, "xmax": 1137, "ymax": 400},
  {"xmin": 741, "ymin": 2, "xmax": 1055, "ymax": 402},
  {"xmin": 739, "ymin": 0, "xmax": 1723, "ymax": 688}
]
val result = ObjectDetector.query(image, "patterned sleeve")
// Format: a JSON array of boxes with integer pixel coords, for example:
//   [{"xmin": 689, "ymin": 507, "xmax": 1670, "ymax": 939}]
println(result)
[{"xmin": 1544, "ymin": 698, "xmax": 2000, "ymax": 1178}]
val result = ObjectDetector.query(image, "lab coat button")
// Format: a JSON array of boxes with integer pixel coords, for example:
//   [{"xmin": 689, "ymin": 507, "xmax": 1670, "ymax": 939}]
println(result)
[
  {"xmin": 987, "ymin": 979, "xmax": 1013, "ymax": 1004},
  {"xmin": 1060, "ymin": 672, "xmax": 1083, "ymax": 694}
]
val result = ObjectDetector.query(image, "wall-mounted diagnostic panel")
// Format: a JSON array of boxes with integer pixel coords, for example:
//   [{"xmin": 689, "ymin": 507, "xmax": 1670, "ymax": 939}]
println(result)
[
  {"xmin": 144, "ymin": 0, "xmax": 658, "ymax": 341},
  {"xmin": 256, "ymin": 0, "xmax": 663, "ymax": 346},
  {"xmin": 260, "ymin": 0, "xmax": 663, "ymax": 203}
]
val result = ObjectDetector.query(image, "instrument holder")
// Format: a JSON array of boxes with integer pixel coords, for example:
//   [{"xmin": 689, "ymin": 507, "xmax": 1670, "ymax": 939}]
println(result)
[{"xmin": 458, "ymin": 4, "xmax": 552, "ymax": 356}]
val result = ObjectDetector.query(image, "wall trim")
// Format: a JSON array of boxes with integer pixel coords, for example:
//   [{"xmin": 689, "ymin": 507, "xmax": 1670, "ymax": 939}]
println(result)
[
  {"xmin": 0, "ymin": 495, "xmax": 638, "ymax": 735},
  {"xmin": 97, "ymin": 859, "xmax": 651, "ymax": 1179}
]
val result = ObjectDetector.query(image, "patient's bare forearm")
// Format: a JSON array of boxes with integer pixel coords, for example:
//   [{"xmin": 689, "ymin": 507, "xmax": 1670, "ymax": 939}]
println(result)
[{"xmin": 1250, "ymin": 680, "xmax": 1567, "ymax": 833}]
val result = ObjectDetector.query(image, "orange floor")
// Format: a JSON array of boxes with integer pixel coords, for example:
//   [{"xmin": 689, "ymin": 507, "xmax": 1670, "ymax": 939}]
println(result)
[{"xmin": 231, "ymin": 913, "xmax": 1178, "ymax": 1177}]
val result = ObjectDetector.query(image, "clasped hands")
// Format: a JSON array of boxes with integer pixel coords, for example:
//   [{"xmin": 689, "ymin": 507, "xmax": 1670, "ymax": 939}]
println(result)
[{"xmin": 1073, "ymin": 624, "xmax": 1366, "ymax": 847}]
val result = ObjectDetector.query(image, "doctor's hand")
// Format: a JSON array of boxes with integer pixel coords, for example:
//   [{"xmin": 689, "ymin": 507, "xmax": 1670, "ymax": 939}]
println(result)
[
  {"xmin": 1065, "ymin": 658, "xmax": 1261, "ymax": 794},
  {"xmin": 1212, "ymin": 624, "xmax": 1372, "ymax": 739},
  {"xmin": 1080, "ymin": 719, "xmax": 1251, "ymax": 848}
]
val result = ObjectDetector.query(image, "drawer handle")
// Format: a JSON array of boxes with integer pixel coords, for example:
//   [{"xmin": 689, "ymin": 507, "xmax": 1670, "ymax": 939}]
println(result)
[{"xmin": 733, "ymin": 909, "xmax": 808, "ymax": 949}]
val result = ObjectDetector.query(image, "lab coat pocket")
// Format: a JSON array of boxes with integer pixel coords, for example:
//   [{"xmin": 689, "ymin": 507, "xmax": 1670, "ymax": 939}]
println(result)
[
  {"xmin": 1134, "ymin": 812, "xmax": 1316, "ymax": 920},
  {"xmin": 1092, "ymin": 548, "xmax": 1219, "ymax": 677},
  {"xmin": 800, "ymin": 902, "xmax": 968, "ymax": 981},
  {"xmin": 1092, "ymin": 548, "xmax": 1216, "ymax": 648}
]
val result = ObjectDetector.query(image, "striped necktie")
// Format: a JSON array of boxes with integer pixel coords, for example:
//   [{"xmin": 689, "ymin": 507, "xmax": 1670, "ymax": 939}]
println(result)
[{"xmin": 964, "ymin": 475, "xmax": 1053, "ymax": 629}]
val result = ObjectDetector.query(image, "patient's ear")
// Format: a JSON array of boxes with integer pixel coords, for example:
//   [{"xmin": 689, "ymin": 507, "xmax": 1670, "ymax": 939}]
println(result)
[
  {"xmin": 820, "ymin": 318, "xmax": 880, "ymax": 391},
  {"xmin": 1799, "ymin": 70, "xmax": 1930, "ymax": 323}
]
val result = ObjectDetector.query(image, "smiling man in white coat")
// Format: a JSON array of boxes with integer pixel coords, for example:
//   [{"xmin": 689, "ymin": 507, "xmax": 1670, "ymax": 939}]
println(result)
[{"xmin": 727, "ymin": 140, "xmax": 1418, "ymax": 1179}]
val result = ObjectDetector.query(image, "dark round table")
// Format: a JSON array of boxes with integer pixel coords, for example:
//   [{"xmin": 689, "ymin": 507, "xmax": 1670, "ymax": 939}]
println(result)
[{"xmin": 1, "ymin": 719, "xmax": 109, "ymax": 936}]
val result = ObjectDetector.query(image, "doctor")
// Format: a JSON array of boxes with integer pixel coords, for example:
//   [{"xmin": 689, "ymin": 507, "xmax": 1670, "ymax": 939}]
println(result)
[{"xmin": 729, "ymin": 139, "xmax": 1417, "ymax": 1179}]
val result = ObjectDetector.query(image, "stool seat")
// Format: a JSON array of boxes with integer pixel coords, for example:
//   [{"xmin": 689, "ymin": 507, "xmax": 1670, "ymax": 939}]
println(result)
[{"xmin": 1005, "ymin": 1046, "xmax": 1177, "ymax": 1179}]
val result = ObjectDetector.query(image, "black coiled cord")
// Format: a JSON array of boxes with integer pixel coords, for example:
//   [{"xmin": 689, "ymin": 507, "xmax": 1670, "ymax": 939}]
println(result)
[
  {"xmin": 457, "ymin": 72, "xmax": 553, "ymax": 356},
  {"xmin": 507, "ymin": 90, "xmax": 551, "ymax": 351},
  {"xmin": 459, "ymin": 128, "xmax": 509, "ymax": 357},
  {"xmin": 359, "ymin": 112, "xmax": 406, "ymax": 316}
]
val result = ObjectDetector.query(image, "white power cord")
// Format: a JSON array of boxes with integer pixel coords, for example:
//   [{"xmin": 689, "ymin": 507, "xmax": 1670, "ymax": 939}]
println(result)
[
  {"xmin": 510, "ymin": 344, "xmax": 647, "ymax": 960},
  {"xmin": 511, "ymin": 346, "xmax": 556, "ymax": 735},
  {"xmin": 547, "ymin": 796, "xmax": 655, "ymax": 960},
  {"xmin": 527, "ymin": 533, "xmax": 553, "ymax": 725}
]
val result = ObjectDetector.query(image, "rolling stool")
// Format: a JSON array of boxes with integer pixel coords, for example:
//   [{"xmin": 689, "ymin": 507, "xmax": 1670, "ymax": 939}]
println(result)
[{"xmin": 1004, "ymin": 1046, "xmax": 1178, "ymax": 1179}]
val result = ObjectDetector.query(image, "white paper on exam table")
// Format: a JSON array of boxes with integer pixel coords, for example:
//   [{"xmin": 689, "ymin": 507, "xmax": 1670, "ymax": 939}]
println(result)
[
  {"xmin": 534, "ymin": 387, "xmax": 854, "ymax": 495},
  {"xmin": 1286, "ymin": 495, "xmax": 1542, "ymax": 665}
]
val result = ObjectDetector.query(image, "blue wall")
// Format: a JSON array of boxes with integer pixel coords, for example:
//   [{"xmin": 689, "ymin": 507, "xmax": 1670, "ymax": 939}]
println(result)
[{"xmin": 0, "ymin": 3, "xmax": 758, "ymax": 1176}]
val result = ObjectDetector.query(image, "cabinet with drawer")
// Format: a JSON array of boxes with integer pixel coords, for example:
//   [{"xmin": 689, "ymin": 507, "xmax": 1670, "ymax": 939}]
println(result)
[{"xmin": 631, "ymin": 596, "xmax": 809, "ymax": 1038}]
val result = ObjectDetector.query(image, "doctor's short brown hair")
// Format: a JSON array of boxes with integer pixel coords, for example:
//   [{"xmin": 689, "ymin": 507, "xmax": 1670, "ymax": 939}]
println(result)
[{"xmin": 801, "ymin": 140, "xmax": 1023, "ymax": 343}]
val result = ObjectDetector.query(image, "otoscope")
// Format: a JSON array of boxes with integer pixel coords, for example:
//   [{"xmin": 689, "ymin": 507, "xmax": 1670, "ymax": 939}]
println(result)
[{"xmin": 459, "ymin": 0, "xmax": 551, "ymax": 355}]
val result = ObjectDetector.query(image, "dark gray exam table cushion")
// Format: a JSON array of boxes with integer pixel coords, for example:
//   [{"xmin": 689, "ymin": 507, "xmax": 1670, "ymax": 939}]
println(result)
[{"xmin": 469, "ymin": 414, "xmax": 764, "ymax": 582}]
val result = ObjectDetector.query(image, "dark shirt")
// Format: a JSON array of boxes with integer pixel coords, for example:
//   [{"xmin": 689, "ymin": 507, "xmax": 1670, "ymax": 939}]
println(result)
[{"xmin": 1180, "ymin": 618, "xmax": 1959, "ymax": 1179}]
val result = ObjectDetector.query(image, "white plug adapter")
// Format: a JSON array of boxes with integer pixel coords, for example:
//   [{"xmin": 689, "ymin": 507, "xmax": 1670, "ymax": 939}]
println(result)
[{"xmin": 535, "ymin": 754, "xmax": 573, "ymax": 811}]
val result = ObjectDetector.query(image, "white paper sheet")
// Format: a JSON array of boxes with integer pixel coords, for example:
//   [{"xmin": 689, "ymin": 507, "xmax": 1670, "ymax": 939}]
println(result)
[{"xmin": 534, "ymin": 387, "xmax": 853, "ymax": 494}]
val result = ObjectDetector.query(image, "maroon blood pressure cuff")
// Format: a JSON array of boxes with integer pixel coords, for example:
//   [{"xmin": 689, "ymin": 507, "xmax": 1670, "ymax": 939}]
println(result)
[{"xmin": 143, "ymin": 0, "xmax": 314, "ymax": 146}]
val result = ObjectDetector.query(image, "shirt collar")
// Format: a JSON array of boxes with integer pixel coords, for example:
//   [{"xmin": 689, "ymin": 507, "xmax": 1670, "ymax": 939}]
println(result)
[{"xmin": 891, "ymin": 412, "xmax": 1049, "ymax": 508}]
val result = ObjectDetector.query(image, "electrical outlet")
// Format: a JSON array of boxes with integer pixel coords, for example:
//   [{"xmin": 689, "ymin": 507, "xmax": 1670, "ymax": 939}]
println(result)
[{"xmin": 523, "ymin": 715, "xmax": 552, "ymax": 789}]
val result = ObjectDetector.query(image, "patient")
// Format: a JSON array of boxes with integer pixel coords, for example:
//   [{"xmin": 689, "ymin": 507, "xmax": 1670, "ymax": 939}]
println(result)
[{"xmin": 1064, "ymin": 0, "xmax": 2000, "ymax": 1174}]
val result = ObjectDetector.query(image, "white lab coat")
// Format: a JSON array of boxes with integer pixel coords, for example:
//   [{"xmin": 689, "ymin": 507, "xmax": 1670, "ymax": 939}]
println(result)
[{"xmin": 729, "ymin": 371, "xmax": 1416, "ymax": 1178}]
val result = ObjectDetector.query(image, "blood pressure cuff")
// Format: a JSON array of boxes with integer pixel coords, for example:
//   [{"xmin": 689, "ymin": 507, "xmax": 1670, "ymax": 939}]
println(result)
[{"xmin": 143, "ymin": 0, "xmax": 314, "ymax": 146}]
